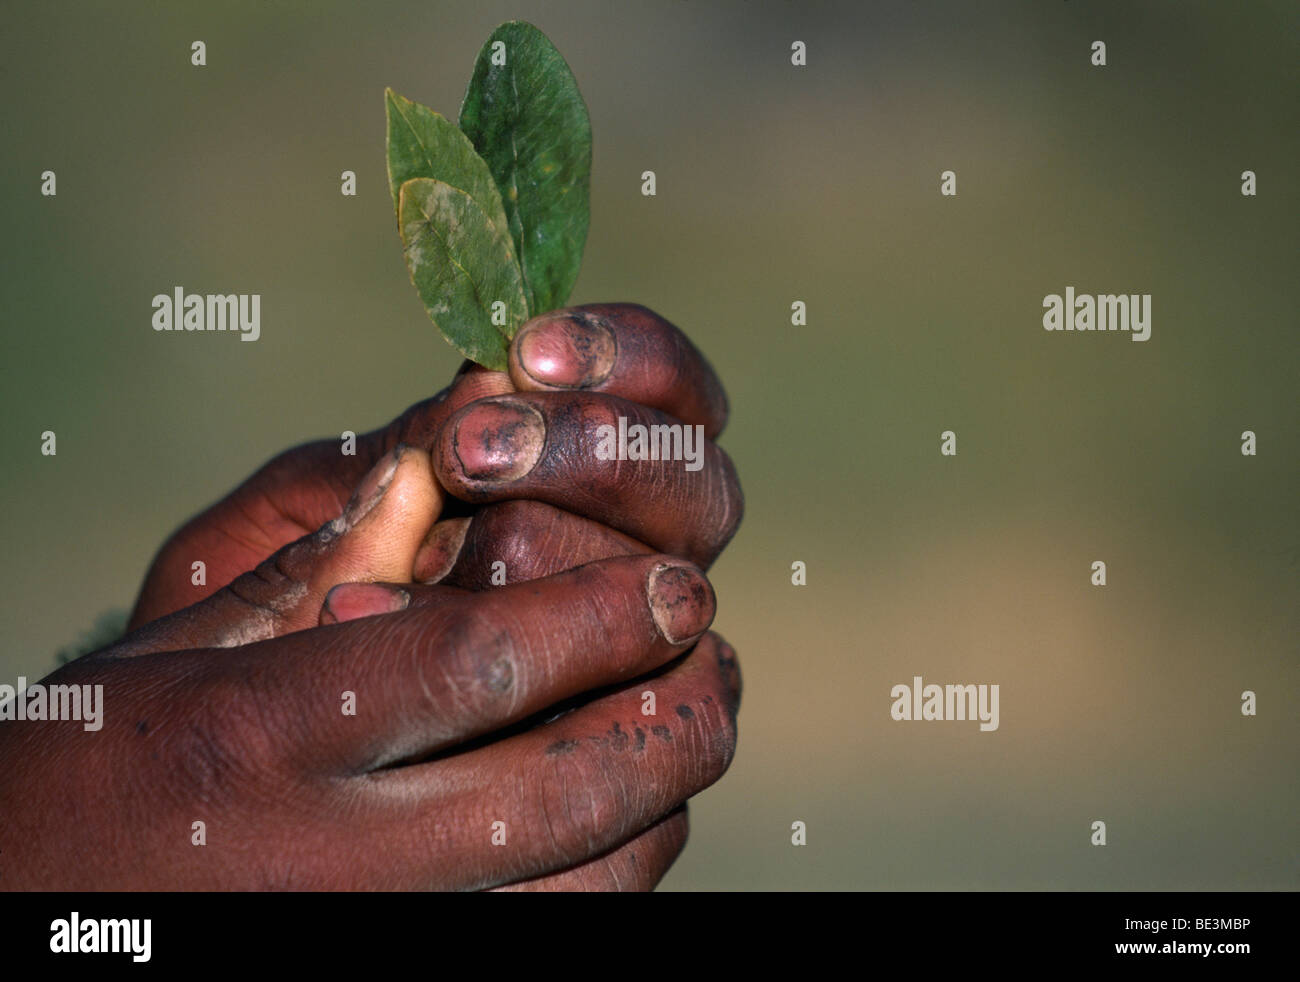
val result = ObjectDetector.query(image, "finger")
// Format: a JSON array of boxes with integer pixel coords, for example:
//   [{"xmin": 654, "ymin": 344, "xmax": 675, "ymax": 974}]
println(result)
[
  {"xmin": 237, "ymin": 554, "xmax": 715, "ymax": 773},
  {"xmin": 351, "ymin": 632, "xmax": 740, "ymax": 890},
  {"xmin": 131, "ymin": 301, "xmax": 734, "ymax": 629},
  {"xmin": 305, "ymin": 363, "xmax": 516, "ymax": 511},
  {"xmin": 432, "ymin": 393, "xmax": 743, "ymax": 567},
  {"xmin": 509, "ymin": 304, "xmax": 729, "ymax": 439},
  {"xmin": 257, "ymin": 297, "xmax": 735, "ymax": 551},
  {"xmin": 489, "ymin": 806, "xmax": 689, "ymax": 892},
  {"xmin": 427, "ymin": 500, "xmax": 651, "ymax": 588},
  {"xmin": 381, "ymin": 363, "xmax": 516, "ymax": 452},
  {"xmin": 111, "ymin": 445, "xmax": 441, "ymax": 657},
  {"xmin": 128, "ymin": 366, "xmax": 513, "ymax": 629}
]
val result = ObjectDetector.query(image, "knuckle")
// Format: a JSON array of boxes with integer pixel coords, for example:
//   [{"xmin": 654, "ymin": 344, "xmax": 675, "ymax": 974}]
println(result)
[
  {"xmin": 673, "ymin": 693, "xmax": 739, "ymax": 792},
  {"xmin": 696, "ymin": 698, "xmax": 739, "ymax": 781},
  {"xmin": 221, "ymin": 535, "xmax": 327, "ymax": 632},
  {"xmin": 156, "ymin": 671, "xmax": 285, "ymax": 807},
  {"xmin": 711, "ymin": 449, "xmax": 745, "ymax": 549},
  {"xmin": 560, "ymin": 563, "xmax": 639, "ymax": 664},
  {"xmin": 572, "ymin": 393, "xmax": 623, "ymax": 442},
  {"xmin": 532, "ymin": 751, "xmax": 628, "ymax": 862},
  {"xmin": 434, "ymin": 605, "xmax": 519, "ymax": 714}
]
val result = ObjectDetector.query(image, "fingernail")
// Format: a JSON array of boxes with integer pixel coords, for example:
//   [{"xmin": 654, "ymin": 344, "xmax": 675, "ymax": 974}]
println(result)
[
  {"xmin": 517, "ymin": 312, "xmax": 616, "ymax": 388},
  {"xmin": 647, "ymin": 563, "xmax": 714, "ymax": 645},
  {"xmin": 413, "ymin": 517, "xmax": 472, "ymax": 584},
  {"xmin": 452, "ymin": 400, "xmax": 545, "ymax": 482},
  {"xmin": 322, "ymin": 583, "xmax": 410, "ymax": 624},
  {"xmin": 343, "ymin": 445, "xmax": 405, "ymax": 527}
]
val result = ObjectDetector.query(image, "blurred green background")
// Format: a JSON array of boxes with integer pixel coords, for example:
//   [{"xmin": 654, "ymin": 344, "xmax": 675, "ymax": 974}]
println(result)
[{"xmin": 2, "ymin": 1, "xmax": 1296, "ymax": 889}]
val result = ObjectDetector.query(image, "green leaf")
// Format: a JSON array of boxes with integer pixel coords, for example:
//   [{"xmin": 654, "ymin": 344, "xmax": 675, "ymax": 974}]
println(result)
[
  {"xmin": 399, "ymin": 177, "xmax": 529, "ymax": 371},
  {"xmin": 459, "ymin": 21, "xmax": 592, "ymax": 315},
  {"xmin": 385, "ymin": 88, "xmax": 512, "ymax": 237}
]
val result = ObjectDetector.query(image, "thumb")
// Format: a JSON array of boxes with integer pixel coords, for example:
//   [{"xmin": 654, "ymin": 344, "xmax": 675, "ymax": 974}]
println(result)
[{"xmin": 109, "ymin": 444, "xmax": 441, "ymax": 657}]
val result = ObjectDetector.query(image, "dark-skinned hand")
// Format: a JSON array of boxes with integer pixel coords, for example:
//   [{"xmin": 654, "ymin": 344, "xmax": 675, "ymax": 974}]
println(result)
[{"xmin": 0, "ymin": 305, "xmax": 743, "ymax": 890}]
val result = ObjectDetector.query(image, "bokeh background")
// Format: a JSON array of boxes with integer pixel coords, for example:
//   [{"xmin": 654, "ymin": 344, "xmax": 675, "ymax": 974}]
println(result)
[{"xmin": 2, "ymin": 0, "xmax": 1296, "ymax": 889}]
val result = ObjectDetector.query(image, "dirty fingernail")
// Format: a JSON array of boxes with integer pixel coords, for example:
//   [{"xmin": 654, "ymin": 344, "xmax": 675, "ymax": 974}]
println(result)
[
  {"xmin": 321, "ymin": 583, "xmax": 410, "ymax": 625},
  {"xmin": 647, "ymin": 563, "xmax": 715, "ymax": 645},
  {"xmin": 452, "ymin": 400, "xmax": 545, "ymax": 482},
  {"xmin": 414, "ymin": 517, "xmax": 472, "ymax": 584},
  {"xmin": 343, "ymin": 445, "xmax": 405, "ymax": 527},
  {"xmin": 516, "ymin": 312, "xmax": 616, "ymax": 389}
]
